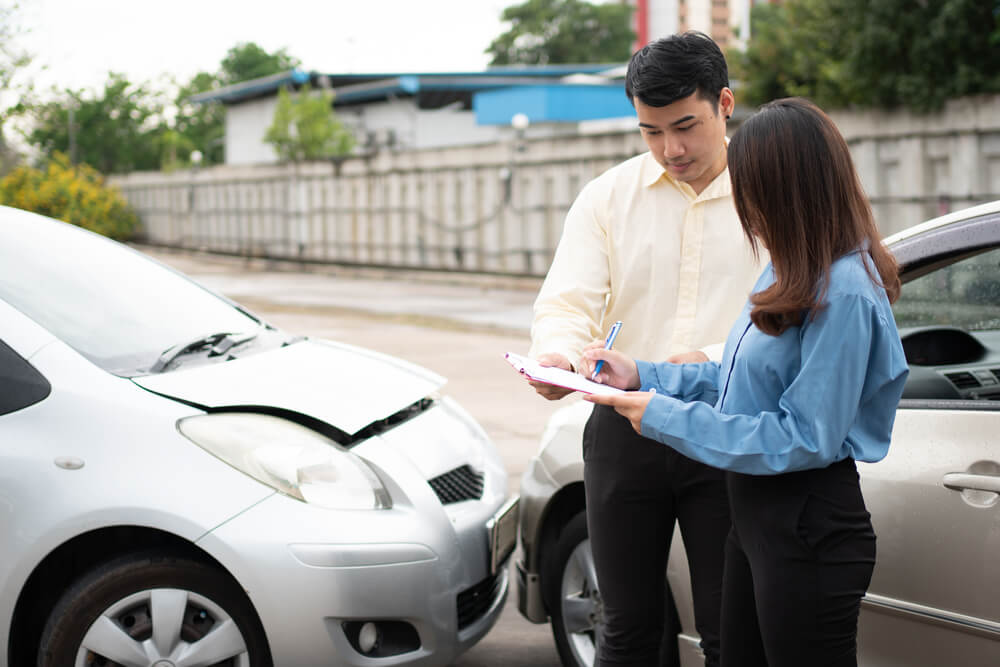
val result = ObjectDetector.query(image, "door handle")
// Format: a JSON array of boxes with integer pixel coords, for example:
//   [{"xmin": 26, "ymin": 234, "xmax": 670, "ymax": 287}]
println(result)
[{"xmin": 942, "ymin": 473, "xmax": 1000, "ymax": 494}]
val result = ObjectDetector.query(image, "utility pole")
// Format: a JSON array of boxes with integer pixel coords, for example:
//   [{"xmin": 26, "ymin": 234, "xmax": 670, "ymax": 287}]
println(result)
[{"xmin": 68, "ymin": 103, "xmax": 77, "ymax": 165}]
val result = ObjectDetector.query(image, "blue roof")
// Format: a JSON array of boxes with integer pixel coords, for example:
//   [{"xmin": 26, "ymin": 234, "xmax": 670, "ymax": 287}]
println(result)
[
  {"xmin": 473, "ymin": 85, "xmax": 634, "ymax": 125},
  {"xmin": 190, "ymin": 65, "xmax": 625, "ymax": 106}
]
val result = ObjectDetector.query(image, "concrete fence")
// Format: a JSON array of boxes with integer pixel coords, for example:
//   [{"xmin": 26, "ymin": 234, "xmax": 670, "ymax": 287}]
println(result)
[{"xmin": 111, "ymin": 95, "xmax": 1000, "ymax": 277}]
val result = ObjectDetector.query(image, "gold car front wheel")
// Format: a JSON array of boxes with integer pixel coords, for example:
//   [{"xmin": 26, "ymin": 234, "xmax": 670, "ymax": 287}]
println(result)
[{"xmin": 542, "ymin": 511, "xmax": 603, "ymax": 667}]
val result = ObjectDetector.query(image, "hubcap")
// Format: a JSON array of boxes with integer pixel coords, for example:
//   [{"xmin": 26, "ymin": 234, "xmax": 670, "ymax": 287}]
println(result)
[
  {"xmin": 72, "ymin": 588, "xmax": 250, "ymax": 667},
  {"xmin": 560, "ymin": 539, "xmax": 603, "ymax": 666}
]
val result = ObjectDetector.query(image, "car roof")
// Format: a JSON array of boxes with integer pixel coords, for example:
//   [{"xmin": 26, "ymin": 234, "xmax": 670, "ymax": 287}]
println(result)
[{"xmin": 884, "ymin": 200, "xmax": 1000, "ymax": 246}]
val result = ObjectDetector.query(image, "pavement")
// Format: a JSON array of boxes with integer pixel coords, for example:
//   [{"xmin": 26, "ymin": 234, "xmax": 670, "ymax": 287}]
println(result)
[{"xmin": 136, "ymin": 245, "xmax": 542, "ymax": 336}]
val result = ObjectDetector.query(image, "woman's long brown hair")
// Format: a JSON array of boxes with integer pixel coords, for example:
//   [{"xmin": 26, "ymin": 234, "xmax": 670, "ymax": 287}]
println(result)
[{"xmin": 728, "ymin": 97, "xmax": 900, "ymax": 336}]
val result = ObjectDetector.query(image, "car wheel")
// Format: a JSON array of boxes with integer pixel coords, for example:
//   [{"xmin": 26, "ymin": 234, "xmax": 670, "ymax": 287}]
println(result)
[
  {"xmin": 543, "ymin": 510, "xmax": 602, "ymax": 667},
  {"xmin": 38, "ymin": 552, "xmax": 272, "ymax": 667}
]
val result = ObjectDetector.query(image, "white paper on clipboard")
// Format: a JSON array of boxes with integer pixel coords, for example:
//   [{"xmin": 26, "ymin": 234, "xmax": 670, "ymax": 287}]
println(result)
[{"xmin": 504, "ymin": 351, "xmax": 625, "ymax": 396}]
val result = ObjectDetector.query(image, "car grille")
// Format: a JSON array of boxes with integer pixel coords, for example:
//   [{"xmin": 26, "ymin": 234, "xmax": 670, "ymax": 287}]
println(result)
[
  {"xmin": 428, "ymin": 465, "xmax": 484, "ymax": 505},
  {"xmin": 457, "ymin": 571, "xmax": 502, "ymax": 629}
]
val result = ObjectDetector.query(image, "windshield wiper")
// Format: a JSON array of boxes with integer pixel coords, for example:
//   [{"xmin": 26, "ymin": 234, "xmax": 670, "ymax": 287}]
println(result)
[{"xmin": 149, "ymin": 329, "xmax": 259, "ymax": 373}]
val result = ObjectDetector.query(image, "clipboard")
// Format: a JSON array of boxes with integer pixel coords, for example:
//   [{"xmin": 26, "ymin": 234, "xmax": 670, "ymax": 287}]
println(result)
[{"xmin": 504, "ymin": 352, "xmax": 624, "ymax": 396}]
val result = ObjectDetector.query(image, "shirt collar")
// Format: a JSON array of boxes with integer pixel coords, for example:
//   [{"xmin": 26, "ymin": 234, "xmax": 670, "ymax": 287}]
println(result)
[{"xmin": 640, "ymin": 152, "xmax": 668, "ymax": 188}]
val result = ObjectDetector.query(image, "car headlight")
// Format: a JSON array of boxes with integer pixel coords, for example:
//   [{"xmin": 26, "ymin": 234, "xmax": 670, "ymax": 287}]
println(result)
[{"xmin": 178, "ymin": 413, "xmax": 391, "ymax": 510}]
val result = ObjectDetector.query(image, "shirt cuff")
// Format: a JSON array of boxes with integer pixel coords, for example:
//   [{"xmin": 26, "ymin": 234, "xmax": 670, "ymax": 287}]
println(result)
[
  {"xmin": 635, "ymin": 360, "xmax": 658, "ymax": 391},
  {"xmin": 639, "ymin": 392, "xmax": 677, "ymax": 441}
]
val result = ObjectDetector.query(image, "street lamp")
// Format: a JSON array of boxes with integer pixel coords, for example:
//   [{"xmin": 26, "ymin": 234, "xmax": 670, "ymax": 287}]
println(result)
[
  {"xmin": 511, "ymin": 113, "xmax": 530, "ymax": 153},
  {"xmin": 188, "ymin": 150, "xmax": 203, "ymax": 249}
]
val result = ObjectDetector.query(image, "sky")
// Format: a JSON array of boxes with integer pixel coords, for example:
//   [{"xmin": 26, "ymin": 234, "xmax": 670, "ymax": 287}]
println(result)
[{"xmin": 17, "ymin": 0, "xmax": 511, "ymax": 96}]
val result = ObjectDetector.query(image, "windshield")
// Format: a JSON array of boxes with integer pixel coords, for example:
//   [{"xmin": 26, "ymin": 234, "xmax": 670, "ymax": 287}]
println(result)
[{"xmin": 0, "ymin": 208, "xmax": 261, "ymax": 375}]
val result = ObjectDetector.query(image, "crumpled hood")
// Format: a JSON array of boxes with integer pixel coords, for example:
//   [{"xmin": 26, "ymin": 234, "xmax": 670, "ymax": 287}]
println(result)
[{"xmin": 132, "ymin": 339, "xmax": 445, "ymax": 435}]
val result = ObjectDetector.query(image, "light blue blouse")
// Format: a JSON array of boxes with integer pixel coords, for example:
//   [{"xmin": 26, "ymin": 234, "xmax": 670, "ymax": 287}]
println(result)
[{"xmin": 636, "ymin": 250, "xmax": 909, "ymax": 475}]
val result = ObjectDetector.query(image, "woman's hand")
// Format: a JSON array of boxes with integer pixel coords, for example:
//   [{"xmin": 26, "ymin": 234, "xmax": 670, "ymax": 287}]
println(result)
[
  {"xmin": 581, "ymin": 343, "xmax": 640, "ymax": 390},
  {"xmin": 584, "ymin": 391, "xmax": 654, "ymax": 435}
]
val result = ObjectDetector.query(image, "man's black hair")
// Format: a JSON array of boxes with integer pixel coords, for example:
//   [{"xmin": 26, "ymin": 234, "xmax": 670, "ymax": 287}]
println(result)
[{"xmin": 625, "ymin": 31, "xmax": 729, "ymax": 109}]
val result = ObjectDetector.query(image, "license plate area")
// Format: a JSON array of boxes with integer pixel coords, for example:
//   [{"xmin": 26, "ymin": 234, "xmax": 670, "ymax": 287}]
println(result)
[{"xmin": 487, "ymin": 496, "xmax": 519, "ymax": 575}]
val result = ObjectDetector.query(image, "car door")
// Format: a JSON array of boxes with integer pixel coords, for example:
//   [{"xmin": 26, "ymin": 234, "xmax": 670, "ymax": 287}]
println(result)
[{"xmin": 858, "ymin": 209, "xmax": 1000, "ymax": 666}]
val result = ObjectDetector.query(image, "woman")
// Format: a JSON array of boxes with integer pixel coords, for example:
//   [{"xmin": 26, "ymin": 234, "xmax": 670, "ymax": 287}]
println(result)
[{"xmin": 583, "ymin": 98, "xmax": 908, "ymax": 667}]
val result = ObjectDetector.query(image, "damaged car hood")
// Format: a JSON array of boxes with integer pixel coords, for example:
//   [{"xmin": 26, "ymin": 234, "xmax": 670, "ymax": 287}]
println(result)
[{"xmin": 132, "ymin": 339, "xmax": 445, "ymax": 436}]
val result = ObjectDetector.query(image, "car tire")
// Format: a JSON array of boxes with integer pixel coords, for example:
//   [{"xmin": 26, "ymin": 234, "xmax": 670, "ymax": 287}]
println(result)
[
  {"xmin": 542, "ymin": 510, "xmax": 602, "ymax": 667},
  {"xmin": 37, "ymin": 551, "xmax": 272, "ymax": 667},
  {"xmin": 542, "ymin": 510, "xmax": 682, "ymax": 667}
]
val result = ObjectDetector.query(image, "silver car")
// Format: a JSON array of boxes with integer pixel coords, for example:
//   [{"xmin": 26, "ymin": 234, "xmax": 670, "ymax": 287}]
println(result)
[
  {"xmin": 516, "ymin": 201, "xmax": 1000, "ymax": 666},
  {"xmin": 0, "ymin": 205, "xmax": 517, "ymax": 666}
]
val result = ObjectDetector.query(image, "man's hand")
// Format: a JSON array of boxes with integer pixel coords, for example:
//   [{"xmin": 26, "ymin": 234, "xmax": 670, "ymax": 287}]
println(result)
[
  {"xmin": 665, "ymin": 350, "xmax": 709, "ymax": 364},
  {"xmin": 529, "ymin": 353, "xmax": 576, "ymax": 400},
  {"xmin": 584, "ymin": 391, "xmax": 654, "ymax": 434}
]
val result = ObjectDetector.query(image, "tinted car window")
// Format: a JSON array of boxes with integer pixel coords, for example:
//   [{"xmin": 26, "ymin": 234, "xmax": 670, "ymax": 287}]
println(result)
[
  {"xmin": 893, "ymin": 247, "xmax": 1000, "ymax": 331},
  {"xmin": 0, "ymin": 338, "xmax": 50, "ymax": 415},
  {"xmin": 0, "ymin": 209, "xmax": 258, "ymax": 375}
]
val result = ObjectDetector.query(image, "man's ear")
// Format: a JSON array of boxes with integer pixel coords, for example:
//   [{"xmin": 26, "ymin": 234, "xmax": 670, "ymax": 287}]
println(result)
[{"xmin": 719, "ymin": 87, "xmax": 735, "ymax": 118}]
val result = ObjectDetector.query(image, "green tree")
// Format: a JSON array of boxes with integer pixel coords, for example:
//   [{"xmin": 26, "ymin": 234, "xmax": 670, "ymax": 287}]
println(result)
[
  {"xmin": 169, "ymin": 70, "xmax": 225, "ymax": 167},
  {"xmin": 26, "ymin": 73, "xmax": 166, "ymax": 173},
  {"xmin": 0, "ymin": 1, "xmax": 33, "ymax": 174},
  {"xmin": 219, "ymin": 42, "xmax": 300, "ymax": 86},
  {"xmin": 487, "ymin": 0, "xmax": 634, "ymax": 65},
  {"xmin": 263, "ymin": 85, "xmax": 355, "ymax": 162},
  {"xmin": 170, "ymin": 43, "xmax": 301, "ymax": 167},
  {"xmin": 837, "ymin": 0, "xmax": 1000, "ymax": 111},
  {"xmin": 731, "ymin": 0, "xmax": 1000, "ymax": 112}
]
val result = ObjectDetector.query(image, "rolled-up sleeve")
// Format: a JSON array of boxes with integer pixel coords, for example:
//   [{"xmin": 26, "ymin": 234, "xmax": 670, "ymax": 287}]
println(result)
[
  {"xmin": 639, "ymin": 294, "xmax": 907, "ymax": 474},
  {"xmin": 529, "ymin": 181, "xmax": 610, "ymax": 362}
]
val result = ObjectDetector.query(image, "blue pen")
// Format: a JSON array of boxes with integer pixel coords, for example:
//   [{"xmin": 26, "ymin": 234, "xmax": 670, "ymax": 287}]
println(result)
[{"xmin": 591, "ymin": 320, "xmax": 623, "ymax": 380}]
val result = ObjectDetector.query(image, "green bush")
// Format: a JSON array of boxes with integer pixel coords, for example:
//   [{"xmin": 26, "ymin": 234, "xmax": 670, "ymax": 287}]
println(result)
[{"xmin": 0, "ymin": 152, "xmax": 138, "ymax": 239}]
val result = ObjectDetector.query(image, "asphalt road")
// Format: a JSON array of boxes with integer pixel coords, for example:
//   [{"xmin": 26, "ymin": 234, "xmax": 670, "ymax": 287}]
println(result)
[{"xmin": 140, "ymin": 247, "xmax": 573, "ymax": 667}]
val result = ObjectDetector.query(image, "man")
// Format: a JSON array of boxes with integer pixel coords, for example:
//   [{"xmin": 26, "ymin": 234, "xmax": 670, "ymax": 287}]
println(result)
[{"xmin": 528, "ymin": 32, "xmax": 764, "ymax": 666}]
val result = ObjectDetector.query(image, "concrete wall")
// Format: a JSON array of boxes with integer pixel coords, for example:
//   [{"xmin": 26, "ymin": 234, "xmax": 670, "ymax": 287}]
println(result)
[
  {"xmin": 830, "ymin": 94, "xmax": 1000, "ymax": 236},
  {"xmin": 112, "ymin": 95, "xmax": 1000, "ymax": 277}
]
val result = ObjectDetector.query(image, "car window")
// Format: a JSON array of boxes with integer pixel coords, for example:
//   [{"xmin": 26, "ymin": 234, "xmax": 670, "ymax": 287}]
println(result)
[
  {"xmin": 0, "ymin": 338, "xmax": 51, "ymax": 415},
  {"xmin": 0, "ymin": 210, "xmax": 259, "ymax": 375},
  {"xmin": 893, "ymin": 247, "xmax": 1000, "ymax": 331}
]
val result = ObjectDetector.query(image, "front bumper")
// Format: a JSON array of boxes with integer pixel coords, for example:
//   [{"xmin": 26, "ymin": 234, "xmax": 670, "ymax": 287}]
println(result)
[
  {"xmin": 516, "ymin": 558, "xmax": 547, "ymax": 624},
  {"xmin": 200, "ymin": 492, "xmax": 511, "ymax": 666},
  {"xmin": 515, "ymin": 453, "xmax": 562, "ymax": 624},
  {"xmin": 196, "ymin": 404, "xmax": 513, "ymax": 666}
]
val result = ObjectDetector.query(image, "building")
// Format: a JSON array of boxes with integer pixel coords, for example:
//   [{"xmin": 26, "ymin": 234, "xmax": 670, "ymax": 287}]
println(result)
[
  {"xmin": 191, "ymin": 66, "xmax": 635, "ymax": 166},
  {"xmin": 630, "ymin": 0, "xmax": 783, "ymax": 50}
]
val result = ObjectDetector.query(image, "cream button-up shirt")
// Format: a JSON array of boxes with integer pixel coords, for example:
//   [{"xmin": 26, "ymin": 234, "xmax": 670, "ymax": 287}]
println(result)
[{"xmin": 530, "ymin": 150, "xmax": 765, "ymax": 365}]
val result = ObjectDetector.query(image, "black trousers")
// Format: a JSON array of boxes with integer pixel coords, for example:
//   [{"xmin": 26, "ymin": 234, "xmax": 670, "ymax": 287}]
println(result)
[
  {"xmin": 721, "ymin": 458, "xmax": 876, "ymax": 667},
  {"xmin": 583, "ymin": 405, "xmax": 729, "ymax": 667}
]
